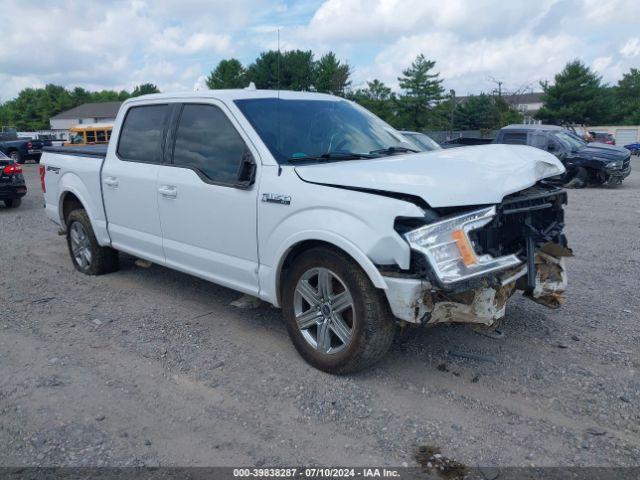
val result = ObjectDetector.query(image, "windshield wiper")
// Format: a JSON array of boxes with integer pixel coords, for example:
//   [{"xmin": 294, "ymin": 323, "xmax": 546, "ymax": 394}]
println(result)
[
  {"xmin": 288, "ymin": 151, "xmax": 376, "ymax": 163},
  {"xmin": 369, "ymin": 146, "xmax": 419, "ymax": 155},
  {"xmin": 370, "ymin": 146, "xmax": 419, "ymax": 155}
]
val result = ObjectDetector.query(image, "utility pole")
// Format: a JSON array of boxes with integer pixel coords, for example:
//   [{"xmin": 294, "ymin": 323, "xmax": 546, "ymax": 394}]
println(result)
[
  {"xmin": 488, "ymin": 76, "xmax": 503, "ymax": 97},
  {"xmin": 449, "ymin": 89, "xmax": 455, "ymax": 134}
]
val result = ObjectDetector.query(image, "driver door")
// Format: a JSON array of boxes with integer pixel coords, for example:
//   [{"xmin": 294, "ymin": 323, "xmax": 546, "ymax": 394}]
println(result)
[{"xmin": 156, "ymin": 102, "xmax": 260, "ymax": 295}]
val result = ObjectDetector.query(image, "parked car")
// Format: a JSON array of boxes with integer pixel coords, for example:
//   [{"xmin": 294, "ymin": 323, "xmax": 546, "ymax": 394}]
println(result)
[
  {"xmin": 495, "ymin": 124, "xmax": 631, "ymax": 187},
  {"xmin": 623, "ymin": 142, "xmax": 640, "ymax": 156},
  {"xmin": 0, "ymin": 150, "xmax": 26, "ymax": 208},
  {"xmin": 590, "ymin": 131, "xmax": 615, "ymax": 145},
  {"xmin": 624, "ymin": 142, "xmax": 640, "ymax": 155},
  {"xmin": 0, "ymin": 133, "xmax": 45, "ymax": 163},
  {"xmin": 441, "ymin": 137, "xmax": 494, "ymax": 148},
  {"xmin": 41, "ymin": 90, "xmax": 571, "ymax": 373},
  {"xmin": 400, "ymin": 131, "xmax": 441, "ymax": 151}
]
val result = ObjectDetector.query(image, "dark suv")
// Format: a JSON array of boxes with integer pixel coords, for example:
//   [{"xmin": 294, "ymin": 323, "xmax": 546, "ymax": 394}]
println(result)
[{"xmin": 495, "ymin": 124, "xmax": 631, "ymax": 187}]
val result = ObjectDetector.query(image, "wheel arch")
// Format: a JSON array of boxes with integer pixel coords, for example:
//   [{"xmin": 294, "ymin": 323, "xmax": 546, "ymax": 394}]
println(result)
[
  {"xmin": 60, "ymin": 190, "xmax": 85, "ymax": 225},
  {"xmin": 55, "ymin": 172, "xmax": 110, "ymax": 246},
  {"xmin": 272, "ymin": 235, "xmax": 388, "ymax": 307}
]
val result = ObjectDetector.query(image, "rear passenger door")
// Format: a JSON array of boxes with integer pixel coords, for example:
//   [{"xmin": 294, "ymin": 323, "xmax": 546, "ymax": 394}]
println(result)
[
  {"xmin": 102, "ymin": 104, "xmax": 170, "ymax": 264},
  {"xmin": 156, "ymin": 102, "xmax": 260, "ymax": 295}
]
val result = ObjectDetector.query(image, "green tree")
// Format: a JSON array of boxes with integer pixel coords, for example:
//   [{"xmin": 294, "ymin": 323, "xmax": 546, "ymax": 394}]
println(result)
[
  {"xmin": 0, "ymin": 84, "xmax": 137, "ymax": 130},
  {"xmin": 206, "ymin": 59, "xmax": 248, "ymax": 89},
  {"xmin": 131, "ymin": 83, "xmax": 160, "ymax": 97},
  {"xmin": 536, "ymin": 60, "xmax": 609, "ymax": 125},
  {"xmin": 615, "ymin": 68, "xmax": 640, "ymax": 124},
  {"xmin": 453, "ymin": 94, "xmax": 501, "ymax": 130},
  {"xmin": 247, "ymin": 50, "xmax": 315, "ymax": 91},
  {"xmin": 397, "ymin": 54, "xmax": 445, "ymax": 130},
  {"xmin": 314, "ymin": 52, "xmax": 351, "ymax": 96},
  {"xmin": 348, "ymin": 79, "xmax": 397, "ymax": 124}
]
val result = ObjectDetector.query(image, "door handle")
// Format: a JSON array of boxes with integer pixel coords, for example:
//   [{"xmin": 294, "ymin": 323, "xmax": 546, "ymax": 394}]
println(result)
[
  {"xmin": 158, "ymin": 185, "xmax": 177, "ymax": 198},
  {"xmin": 103, "ymin": 177, "xmax": 119, "ymax": 188}
]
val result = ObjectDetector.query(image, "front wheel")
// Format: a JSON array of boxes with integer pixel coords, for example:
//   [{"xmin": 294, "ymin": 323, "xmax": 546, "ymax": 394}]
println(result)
[
  {"xmin": 282, "ymin": 247, "xmax": 395, "ymax": 374},
  {"xmin": 66, "ymin": 209, "xmax": 119, "ymax": 275}
]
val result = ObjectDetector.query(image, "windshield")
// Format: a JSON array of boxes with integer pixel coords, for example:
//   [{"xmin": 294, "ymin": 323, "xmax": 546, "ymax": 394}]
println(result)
[
  {"xmin": 565, "ymin": 131, "xmax": 587, "ymax": 146},
  {"xmin": 403, "ymin": 132, "xmax": 441, "ymax": 151},
  {"xmin": 553, "ymin": 131, "xmax": 584, "ymax": 152},
  {"xmin": 234, "ymin": 98, "xmax": 411, "ymax": 163}
]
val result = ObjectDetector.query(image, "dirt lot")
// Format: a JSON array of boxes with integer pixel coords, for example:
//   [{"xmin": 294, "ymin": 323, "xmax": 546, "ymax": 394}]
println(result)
[{"xmin": 1, "ymin": 160, "xmax": 639, "ymax": 468}]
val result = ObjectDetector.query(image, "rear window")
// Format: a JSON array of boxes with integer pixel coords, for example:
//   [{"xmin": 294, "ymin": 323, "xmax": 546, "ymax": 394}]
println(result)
[
  {"xmin": 117, "ymin": 105, "xmax": 169, "ymax": 163},
  {"xmin": 501, "ymin": 132, "xmax": 527, "ymax": 145}
]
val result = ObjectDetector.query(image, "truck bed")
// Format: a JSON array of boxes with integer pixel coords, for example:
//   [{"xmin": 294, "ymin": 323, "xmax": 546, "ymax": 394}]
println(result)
[{"xmin": 43, "ymin": 145, "xmax": 108, "ymax": 158}]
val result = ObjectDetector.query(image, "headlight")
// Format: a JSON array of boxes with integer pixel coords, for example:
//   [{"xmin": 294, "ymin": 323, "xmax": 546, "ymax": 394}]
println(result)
[
  {"xmin": 404, "ymin": 206, "xmax": 522, "ymax": 285},
  {"xmin": 606, "ymin": 160, "xmax": 623, "ymax": 169}
]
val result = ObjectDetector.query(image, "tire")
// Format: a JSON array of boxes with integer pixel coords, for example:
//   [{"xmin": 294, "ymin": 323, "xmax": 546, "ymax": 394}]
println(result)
[
  {"xmin": 564, "ymin": 167, "xmax": 587, "ymax": 189},
  {"xmin": 66, "ymin": 209, "xmax": 119, "ymax": 275},
  {"xmin": 282, "ymin": 246, "xmax": 395, "ymax": 374},
  {"xmin": 9, "ymin": 151, "xmax": 23, "ymax": 164},
  {"xmin": 3, "ymin": 198, "xmax": 21, "ymax": 208}
]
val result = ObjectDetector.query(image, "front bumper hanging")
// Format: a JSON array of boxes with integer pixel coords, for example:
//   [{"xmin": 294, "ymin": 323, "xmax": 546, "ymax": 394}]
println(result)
[{"xmin": 384, "ymin": 241, "xmax": 570, "ymax": 326}]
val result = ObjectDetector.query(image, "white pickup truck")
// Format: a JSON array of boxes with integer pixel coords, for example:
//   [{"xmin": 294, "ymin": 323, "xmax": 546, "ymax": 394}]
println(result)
[{"xmin": 41, "ymin": 89, "xmax": 572, "ymax": 373}]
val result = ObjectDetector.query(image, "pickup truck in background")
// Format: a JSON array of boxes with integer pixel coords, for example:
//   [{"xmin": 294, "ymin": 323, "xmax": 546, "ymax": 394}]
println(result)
[
  {"xmin": 494, "ymin": 124, "xmax": 631, "ymax": 187},
  {"xmin": 0, "ymin": 131, "xmax": 46, "ymax": 163},
  {"xmin": 41, "ymin": 90, "xmax": 572, "ymax": 373}
]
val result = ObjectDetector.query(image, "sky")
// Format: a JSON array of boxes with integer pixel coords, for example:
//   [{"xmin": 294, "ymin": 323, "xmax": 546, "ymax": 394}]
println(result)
[{"xmin": 1, "ymin": 0, "xmax": 639, "ymax": 102}]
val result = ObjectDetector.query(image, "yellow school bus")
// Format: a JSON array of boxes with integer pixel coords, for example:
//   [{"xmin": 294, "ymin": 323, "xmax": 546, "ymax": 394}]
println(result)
[{"xmin": 64, "ymin": 123, "xmax": 113, "ymax": 146}]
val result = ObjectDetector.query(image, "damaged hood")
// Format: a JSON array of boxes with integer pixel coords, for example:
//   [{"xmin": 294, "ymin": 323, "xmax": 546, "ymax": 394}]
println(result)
[{"xmin": 294, "ymin": 144, "xmax": 565, "ymax": 207}]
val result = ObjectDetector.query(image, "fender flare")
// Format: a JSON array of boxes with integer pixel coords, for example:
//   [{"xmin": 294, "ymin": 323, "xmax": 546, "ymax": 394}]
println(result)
[
  {"xmin": 265, "ymin": 230, "xmax": 389, "ymax": 307},
  {"xmin": 57, "ymin": 173, "xmax": 110, "ymax": 245}
]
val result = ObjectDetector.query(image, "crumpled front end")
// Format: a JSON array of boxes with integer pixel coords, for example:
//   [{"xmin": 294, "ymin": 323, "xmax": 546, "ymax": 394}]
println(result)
[{"xmin": 384, "ymin": 183, "xmax": 572, "ymax": 326}]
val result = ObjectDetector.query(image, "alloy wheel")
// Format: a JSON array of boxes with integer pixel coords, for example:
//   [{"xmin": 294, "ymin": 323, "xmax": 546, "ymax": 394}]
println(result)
[
  {"xmin": 69, "ymin": 221, "xmax": 92, "ymax": 269},
  {"xmin": 293, "ymin": 267, "xmax": 355, "ymax": 355}
]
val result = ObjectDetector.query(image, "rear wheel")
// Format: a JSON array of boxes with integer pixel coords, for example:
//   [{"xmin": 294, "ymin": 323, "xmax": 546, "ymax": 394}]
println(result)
[
  {"xmin": 3, "ymin": 198, "xmax": 21, "ymax": 208},
  {"xmin": 282, "ymin": 247, "xmax": 395, "ymax": 374},
  {"xmin": 66, "ymin": 209, "xmax": 119, "ymax": 275}
]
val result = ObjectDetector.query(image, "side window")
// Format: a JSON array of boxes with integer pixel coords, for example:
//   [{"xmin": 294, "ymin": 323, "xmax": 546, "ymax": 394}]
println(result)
[
  {"xmin": 86, "ymin": 131, "xmax": 96, "ymax": 143},
  {"xmin": 502, "ymin": 132, "xmax": 527, "ymax": 145},
  {"xmin": 172, "ymin": 104, "xmax": 247, "ymax": 185},
  {"xmin": 528, "ymin": 132, "xmax": 549, "ymax": 150},
  {"xmin": 117, "ymin": 105, "xmax": 169, "ymax": 163}
]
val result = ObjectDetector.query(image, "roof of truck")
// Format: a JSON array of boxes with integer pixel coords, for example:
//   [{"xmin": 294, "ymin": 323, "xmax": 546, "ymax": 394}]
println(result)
[
  {"xmin": 502, "ymin": 124, "xmax": 563, "ymax": 131},
  {"xmin": 123, "ymin": 88, "xmax": 343, "ymax": 105}
]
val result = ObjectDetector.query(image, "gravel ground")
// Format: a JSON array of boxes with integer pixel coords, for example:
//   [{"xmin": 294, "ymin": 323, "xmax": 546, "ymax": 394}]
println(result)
[{"xmin": 0, "ymin": 160, "xmax": 639, "ymax": 468}]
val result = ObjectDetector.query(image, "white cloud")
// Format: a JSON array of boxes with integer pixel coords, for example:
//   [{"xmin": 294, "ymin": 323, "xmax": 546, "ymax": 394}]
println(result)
[
  {"xmin": 1, "ymin": 0, "xmax": 640, "ymax": 101},
  {"xmin": 149, "ymin": 28, "xmax": 231, "ymax": 55},
  {"xmin": 620, "ymin": 38, "xmax": 640, "ymax": 58}
]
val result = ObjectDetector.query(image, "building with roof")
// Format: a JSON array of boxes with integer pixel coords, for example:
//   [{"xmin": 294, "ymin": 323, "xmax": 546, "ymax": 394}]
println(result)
[{"xmin": 49, "ymin": 101, "xmax": 122, "ymax": 132}]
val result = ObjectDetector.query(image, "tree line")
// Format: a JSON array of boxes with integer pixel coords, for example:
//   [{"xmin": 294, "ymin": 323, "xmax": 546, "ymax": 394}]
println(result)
[
  {"xmin": 206, "ymin": 51, "xmax": 524, "ymax": 131},
  {"xmin": 0, "ymin": 83, "xmax": 160, "ymax": 131},
  {"xmin": 1, "ymin": 50, "xmax": 638, "ymax": 132}
]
